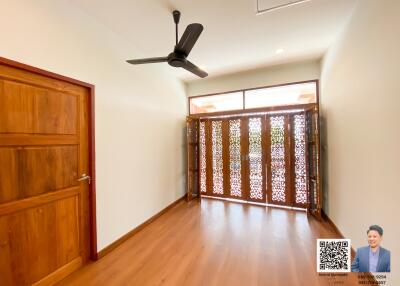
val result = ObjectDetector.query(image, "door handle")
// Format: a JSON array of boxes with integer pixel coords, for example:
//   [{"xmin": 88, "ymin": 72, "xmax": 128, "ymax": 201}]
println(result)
[{"xmin": 78, "ymin": 173, "xmax": 91, "ymax": 184}]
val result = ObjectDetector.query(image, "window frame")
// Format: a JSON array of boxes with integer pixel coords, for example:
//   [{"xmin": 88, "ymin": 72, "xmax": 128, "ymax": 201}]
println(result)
[{"xmin": 188, "ymin": 79, "xmax": 319, "ymax": 117}]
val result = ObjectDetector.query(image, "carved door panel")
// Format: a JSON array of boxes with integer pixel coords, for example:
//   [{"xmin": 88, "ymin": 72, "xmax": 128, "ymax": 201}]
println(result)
[{"xmin": 198, "ymin": 112, "xmax": 314, "ymax": 209}]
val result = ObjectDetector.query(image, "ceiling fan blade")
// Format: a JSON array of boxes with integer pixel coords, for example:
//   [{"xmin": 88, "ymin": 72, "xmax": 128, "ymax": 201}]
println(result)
[
  {"xmin": 126, "ymin": 57, "xmax": 168, "ymax": 65},
  {"xmin": 174, "ymin": 23, "xmax": 203, "ymax": 56},
  {"xmin": 182, "ymin": 60, "xmax": 208, "ymax": 78}
]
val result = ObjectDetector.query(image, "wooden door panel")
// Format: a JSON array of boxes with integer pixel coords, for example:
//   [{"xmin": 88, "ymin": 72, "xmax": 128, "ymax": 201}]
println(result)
[
  {"xmin": 2, "ymin": 203, "xmax": 58, "ymax": 285},
  {"xmin": 19, "ymin": 146, "xmax": 78, "ymax": 198},
  {"xmin": 0, "ymin": 79, "xmax": 78, "ymax": 135},
  {"xmin": 205, "ymin": 120, "xmax": 213, "ymax": 196},
  {"xmin": 55, "ymin": 196, "xmax": 80, "ymax": 266},
  {"xmin": 247, "ymin": 117, "xmax": 265, "ymax": 202},
  {"xmin": 0, "ymin": 80, "xmax": 35, "ymax": 133},
  {"xmin": 264, "ymin": 116, "xmax": 272, "ymax": 204},
  {"xmin": 0, "ymin": 195, "xmax": 80, "ymax": 285},
  {"xmin": 283, "ymin": 115, "xmax": 293, "ymax": 205},
  {"xmin": 0, "ymin": 146, "xmax": 78, "ymax": 203},
  {"xmin": 268, "ymin": 115, "xmax": 288, "ymax": 205},
  {"xmin": 210, "ymin": 120, "xmax": 224, "ymax": 196},
  {"xmin": 186, "ymin": 117, "xmax": 199, "ymax": 201},
  {"xmin": 306, "ymin": 108, "xmax": 322, "ymax": 218},
  {"xmin": 227, "ymin": 118, "xmax": 242, "ymax": 198},
  {"xmin": 221, "ymin": 120, "xmax": 230, "ymax": 197},
  {"xmin": 35, "ymin": 90, "xmax": 77, "ymax": 134},
  {"xmin": 291, "ymin": 113, "xmax": 308, "ymax": 207},
  {"xmin": 199, "ymin": 121, "xmax": 207, "ymax": 194},
  {"xmin": 0, "ymin": 148, "xmax": 20, "ymax": 203},
  {"xmin": 240, "ymin": 117, "xmax": 249, "ymax": 200},
  {"xmin": 0, "ymin": 216, "xmax": 13, "ymax": 285}
]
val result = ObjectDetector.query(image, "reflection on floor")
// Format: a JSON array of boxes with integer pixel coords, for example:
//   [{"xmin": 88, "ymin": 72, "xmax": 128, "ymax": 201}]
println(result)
[{"xmin": 58, "ymin": 198, "xmax": 359, "ymax": 286}]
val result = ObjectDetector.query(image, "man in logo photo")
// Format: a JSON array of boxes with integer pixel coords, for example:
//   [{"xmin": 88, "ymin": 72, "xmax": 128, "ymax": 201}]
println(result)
[{"xmin": 351, "ymin": 225, "xmax": 390, "ymax": 272}]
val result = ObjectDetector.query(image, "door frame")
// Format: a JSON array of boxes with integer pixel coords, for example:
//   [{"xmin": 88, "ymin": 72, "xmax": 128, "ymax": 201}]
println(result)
[{"xmin": 0, "ymin": 56, "xmax": 98, "ymax": 260}]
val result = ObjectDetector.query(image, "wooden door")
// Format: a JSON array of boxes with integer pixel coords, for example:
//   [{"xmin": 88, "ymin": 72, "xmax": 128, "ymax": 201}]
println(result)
[
  {"xmin": 266, "ymin": 112, "xmax": 309, "ymax": 208},
  {"xmin": 208, "ymin": 119, "xmax": 225, "ymax": 198},
  {"xmin": 266, "ymin": 114, "xmax": 291, "ymax": 206},
  {"xmin": 0, "ymin": 61, "xmax": 92, "ymax": 285},
  {"xmin": 199, "ymin": 118, "xmax": 230, "ymax": 198},
  {"xmin": 199, "ymin": 116, "xmax": 266, "ymax": 202},
  {"xmin": 242, "ymin": 116, "xmax": 266, "ymax": 203},
  {"xmin": 186, "ymin": 117, "xmax": 199, "ymax": 201},
  {"xmin": 225, "ymin": 117, "xmax": 245, "ymax": 200},
  {"xmin": 306, "ymin": 108, "xmax": 322, "ymax": 218},
  {"xmin": 289, "ymin": 112, "xmax": 309, "ymax": 208}
]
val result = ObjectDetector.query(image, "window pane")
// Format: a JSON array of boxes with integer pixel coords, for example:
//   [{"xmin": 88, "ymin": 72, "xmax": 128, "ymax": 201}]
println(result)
[
  {"xmin": 245, "ymin": 82, "xmax": 316, "ymax": 109},
  {"xmin": 190, "ymin": 92, "xmax": 243, "ymax": 114}
]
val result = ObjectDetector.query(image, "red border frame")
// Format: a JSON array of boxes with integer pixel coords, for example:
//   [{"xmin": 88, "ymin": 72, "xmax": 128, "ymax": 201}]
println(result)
[{"xmin": 0, "ymin": 56, "xmax": 98, "ymax": 260}]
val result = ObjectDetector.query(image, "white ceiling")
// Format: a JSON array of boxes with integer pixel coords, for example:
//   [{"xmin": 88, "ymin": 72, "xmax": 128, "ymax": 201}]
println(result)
[{"xmin": 71, "ymin": 0, "xmax": 356, "ymax": 82}]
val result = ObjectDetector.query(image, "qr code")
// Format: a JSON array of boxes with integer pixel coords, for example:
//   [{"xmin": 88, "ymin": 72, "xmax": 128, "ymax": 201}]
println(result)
[{"xmin": 317, "ymin": 239, "xmax": 351, "ymax": 272}]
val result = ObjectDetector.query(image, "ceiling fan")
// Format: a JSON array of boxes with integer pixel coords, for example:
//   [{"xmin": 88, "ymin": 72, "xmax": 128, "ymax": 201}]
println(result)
[{"xmin": 126, "ymin": 10, "xmax": 208, "ymax": 78}]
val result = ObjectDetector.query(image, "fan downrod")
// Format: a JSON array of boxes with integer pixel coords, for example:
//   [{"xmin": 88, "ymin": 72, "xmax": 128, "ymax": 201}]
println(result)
[{"xmin": 173, "ymin": 10, "xmax": 181, "ymax": 45}]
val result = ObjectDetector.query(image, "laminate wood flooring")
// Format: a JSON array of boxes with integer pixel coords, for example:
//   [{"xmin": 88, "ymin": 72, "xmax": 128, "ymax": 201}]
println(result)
[{"xmin": 58, "ymin": 198, "xmax": 360, "ymax": 286}]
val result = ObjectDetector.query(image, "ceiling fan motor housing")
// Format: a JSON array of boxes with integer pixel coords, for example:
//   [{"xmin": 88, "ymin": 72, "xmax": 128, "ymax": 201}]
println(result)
[
  {"xmin": 126, "ymin": 10, "xmax": 207, "ymax": 78},
  {"xmin": 168, "ymin": 52, "xmax": 187, "ymax": 67}
]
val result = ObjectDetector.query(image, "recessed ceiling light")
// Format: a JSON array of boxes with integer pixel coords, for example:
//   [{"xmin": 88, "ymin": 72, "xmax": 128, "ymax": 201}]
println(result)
[{"xmin": 276, "ymin": 48, "xmax": 285, "ymax": 54}]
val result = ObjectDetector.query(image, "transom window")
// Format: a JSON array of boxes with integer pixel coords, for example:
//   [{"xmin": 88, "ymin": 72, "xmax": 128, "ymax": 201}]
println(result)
[{"xmin": 189, "ymin": 81, "xmax": 317, "ymax": 115}]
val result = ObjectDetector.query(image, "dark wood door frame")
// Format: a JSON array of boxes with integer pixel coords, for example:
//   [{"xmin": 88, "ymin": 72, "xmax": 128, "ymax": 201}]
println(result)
[{"xmin": 0, "ymin": 56, "xmax": 98, "ymax": 260}]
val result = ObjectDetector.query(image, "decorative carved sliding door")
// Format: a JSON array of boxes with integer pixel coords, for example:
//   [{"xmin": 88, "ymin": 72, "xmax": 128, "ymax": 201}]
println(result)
[
  {"xmin": 266, "ymin": 113, "xmax": 308, "ymax": 208},
  {"xmin": 227, "ymin": 118, "xmax": 243, "ymax": 199},
  {"xmin": 267, "ymin": 114, "xmax": 291, "ymax": 205},
  {"xmin": 186, "ymin": 117, "xmax": 199, "ymax": 201},
  {"xmin": 199, "ymin": 118, "xmax": 237, "ymax": 198},
  {"xmin": 291, "ymin": 113, "xmax": 309, "ymax": 208},
  {"xmin": 197, "ymin": 112, "xmax": 313, "ymax": 209},
  {"xmin": 306, "ymin": 108, "xmax": 322, "ymax": 218},
  {"xmin": 199, "ymin": 117, "xmax": 266, "ymax": 202},
  {"xmin": 245, "ymin": 116, "xmax": 266, "ymax": 203}
]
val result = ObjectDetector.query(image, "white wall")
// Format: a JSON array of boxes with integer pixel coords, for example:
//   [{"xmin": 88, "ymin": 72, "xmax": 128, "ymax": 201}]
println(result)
[
  {"xmin": 0, "ymin": 0, "xmax": 187, "ymax": 250},
  {"xmin": 320, "ymin": 0, "xmax": 400, "ymax": 284},
  {"xmin": 186, "ymin": 59, "xmax": 320, "ymax": 97}
]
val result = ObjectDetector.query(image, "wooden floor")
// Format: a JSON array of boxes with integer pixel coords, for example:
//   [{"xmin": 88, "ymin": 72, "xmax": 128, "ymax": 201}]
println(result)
[{"xmin": 58, "ymin": 198, "xmax": 360, "ymax": 286}]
